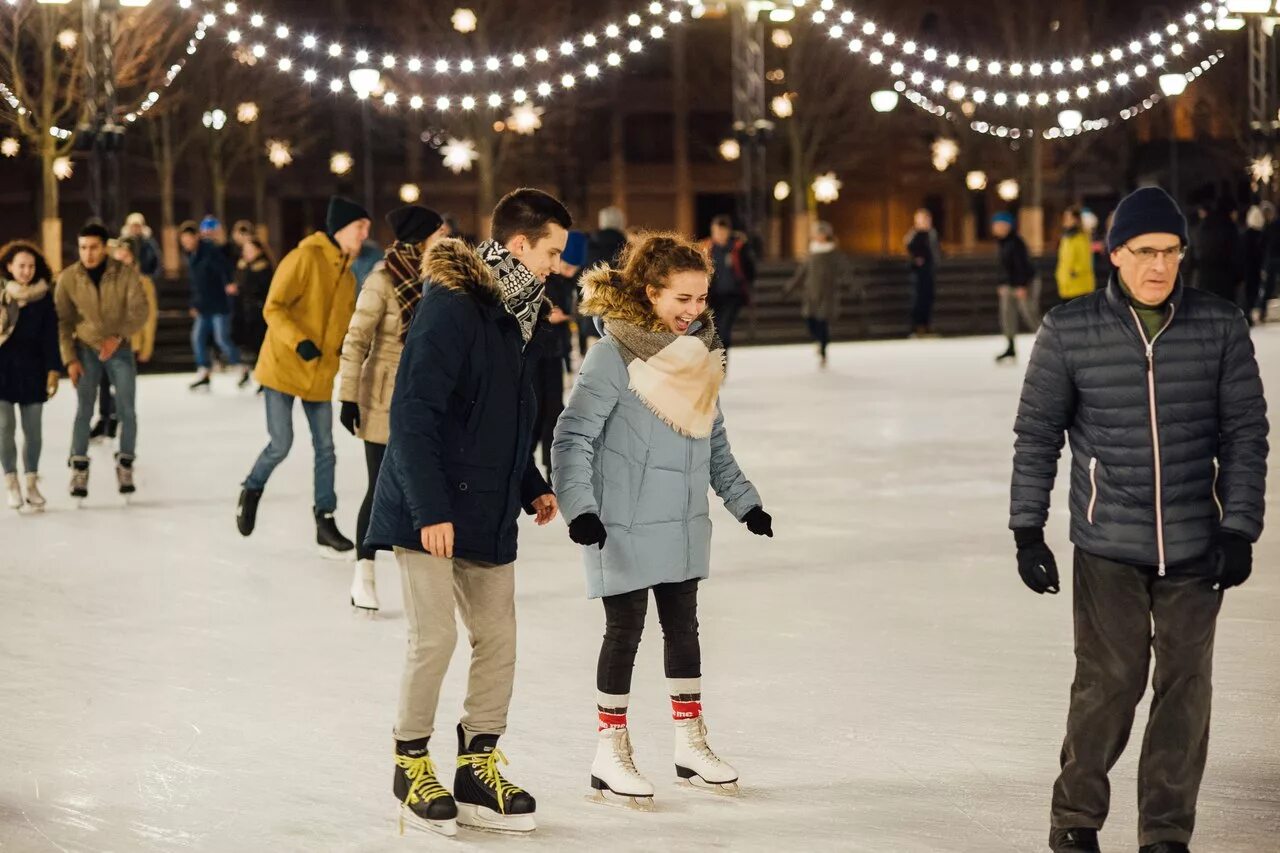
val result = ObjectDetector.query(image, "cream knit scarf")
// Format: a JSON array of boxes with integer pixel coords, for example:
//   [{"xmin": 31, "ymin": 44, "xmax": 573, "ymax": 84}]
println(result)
[{"xmin": 604, "ymin": 318, "xmax": 725, "ymax": 439}]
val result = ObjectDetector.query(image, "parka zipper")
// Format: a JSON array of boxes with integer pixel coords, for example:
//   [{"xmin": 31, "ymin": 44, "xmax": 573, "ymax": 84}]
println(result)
[
  {"xmin": 1087, "ymin": 457, "xmax": 1099, "ymax": 525},
  {"xmin": 1212, "ymin": 458, "xmax": 1224, "ymax": 522},
  {"xmin": 1127, "ymin": 303, "xmax": 1177, "ymax": 576}
]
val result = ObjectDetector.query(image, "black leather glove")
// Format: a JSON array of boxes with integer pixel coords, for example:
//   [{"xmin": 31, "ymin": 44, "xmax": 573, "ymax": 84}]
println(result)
[
  {"xmin": 339, "ymin": 401, "xmax": 360, "ymax": 436},
  {"xmin": 569, "ymin": 513, "xmax": 607, "ymax": 549},
  {"xmin": 296, "ymin": 339, "xmax": 322, "ymax": 361},
  {"xmin": 1212, "ymin": 531, "xmax": 1252, "ymax": 591},
  {"xmin": 1015, "ymin": 528, "xmax": 1060, "ymax": 594},
  {"xmin": 743, "ymin": 506, "xmax": 773, "ymax": 538}
]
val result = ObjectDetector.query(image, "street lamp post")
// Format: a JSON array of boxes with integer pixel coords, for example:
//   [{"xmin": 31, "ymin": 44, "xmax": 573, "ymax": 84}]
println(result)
[{"xmin": 349, "ymin": 68, "xmax": 381, "ymax": 214}]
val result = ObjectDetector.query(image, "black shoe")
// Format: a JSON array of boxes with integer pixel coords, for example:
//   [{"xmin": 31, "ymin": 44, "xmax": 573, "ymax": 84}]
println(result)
[
  {"xmin": 453, "ymin": 725, "xmax": 536, "ymax": 832},
  {"xmin": 1050, "ymin": 827, "xmax": 1100, "ymax": 852},
  {"xmin": 105, "ymin": 417, "xmax": 118, "ymax": 439},
  {"xmin": 1139, "ymin": 844, "xmax": 1189, "ymax": 853},
  {"xmin": 237, "ymin": 487, "xmax": 262, "ymax": 536},
  {"xmin": 394, "ymin": 738, "xmax": 458, "ymax": 836},
  {"xmin": 315, "ymin": 509, "xmax": 354, "ymax": 558},
  {"xmin": 237, "ymin": 369, "xmax": 252, "ymax": 389},
  {"xmin": 89, "ymin": 419, "xmax": 107, "ymax": 442},
  {"xmin": 996, "ymin": 347, "xmax": 1017, "ymax": 363},
  {"xmin": 189, "ymin": 374, "xmax": 211, "ymax": 391}
]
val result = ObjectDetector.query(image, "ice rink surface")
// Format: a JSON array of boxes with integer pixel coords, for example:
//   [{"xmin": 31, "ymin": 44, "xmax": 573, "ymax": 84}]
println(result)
[{"xmin": 2, "ymin": 330, "xmax": 1277, "ymax": 852}]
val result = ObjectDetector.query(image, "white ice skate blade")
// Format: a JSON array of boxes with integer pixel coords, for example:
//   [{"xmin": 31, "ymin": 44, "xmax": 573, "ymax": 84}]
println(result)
[
  {"xmin": 587, "ymin": 787, "xmax": 655, "ymax": 811},
  {"xmin": 676, "ymin": 774, "xmax": 740, "ymax": 796},
  {"xmin": 455, "ymin": 802, "xmax": 536, "ymax": 834},
  {"xmin": 398, "ymin": 806, "xmax": 458, "ymax": 838}
]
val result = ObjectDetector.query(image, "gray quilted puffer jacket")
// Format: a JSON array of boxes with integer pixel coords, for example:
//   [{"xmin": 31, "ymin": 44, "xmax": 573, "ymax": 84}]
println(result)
[{"xmin": 1010, "ymin": 278, "xmax": 1268, "ymax": 574}]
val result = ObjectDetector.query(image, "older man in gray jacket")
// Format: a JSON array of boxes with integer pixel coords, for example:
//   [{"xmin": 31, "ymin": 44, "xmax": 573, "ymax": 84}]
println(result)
[{"xmin": 1010, "ymin": 187, "xmax": 1268, "ymax": 853}]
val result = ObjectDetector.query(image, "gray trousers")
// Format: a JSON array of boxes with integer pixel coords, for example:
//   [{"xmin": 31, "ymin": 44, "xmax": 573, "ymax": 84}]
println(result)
[
  {"xmin": 0, "ymin": 402, "xmax": 42, "ymax": 474},
  {"xmin": 394, "ymin": 548, "xmax": 517, "ymax": 742},
  {"xmin": 998, "ymin": 282, "xmax": 1041, "ymax": 341},
  {"xmin": 1052, "ymin": 549, "xmax": 1222, "ymax": 847}
]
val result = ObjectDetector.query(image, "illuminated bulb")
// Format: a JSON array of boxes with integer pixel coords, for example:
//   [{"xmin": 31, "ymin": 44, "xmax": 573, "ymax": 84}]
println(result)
[
  {"xmin": 277, "ymin": 57, "xmax": 292, "ymax": 72},
  {"xmin": 628, "ymin": 39, "xmax": 642, "ymax": 52},
  {"xmin": 561, "ymin": 73, "xmax": 576, "ymax": 88},
  {"xmin": 487, "ymin": 93, "xmax": 501, "ymax": 107},
  {"xmin": 435, "ymin": 59, "xmax": 449, "ymax": 73},
  {"xmin": 537, "ymin": 81, "xmax": 552, "ymax": 97},
  {"xmin": 511, "ymin": 54, "xmax": 525, "ymax": 67},
  {"xmin": 512, "ymin": 88, "xmax": 527, "ymax": 103},
  {"xmin": 329, "ymin": 43, "xmax": 341, "ymax": 57},
  {"xmin": 408, "ymin": 58, "xmax": 422, "ymax": 72},
  {"xmin": 460, "ymin": 59, "xmax": 474, "ymax": 72},
  {"xmin": 329, "ymin": 78, "xmax": 343, "ymax": 92},
  {"xmin": 988, "ymin": 61, "xmax": 1001, "ymax": 74},
  {"xmin": 923, "ymin": 48, "xmax": 938, "ymax": 62},
  {"xmin": 535, "ymin": 48, "xmax": 550, "ymax": 62},
  {"xmin": 409, "ymin": 95, "xmax": 423, "ymax": 109},
  {"xmin": 303, "ymin": 68, "xmax": 318, "ymax": 83},
  {"xmin": 560, "ymin": 41, "xmax": 574, "ymax": 55},
  {"xmin": 276, "ymin": 25, "xmax": 288, "ymax": 39},
  {"xmin": 585, "ymin": 63, "xmax": 599, "ymax": 78},
  {"xmin": 1050, "ymin": 61, "xmax": 1064, "ymax": 74},
  {"xmin": 607, "ymin": 52, "xmax": 621, "ymax": 66},
  {"xmin": 436, "ymin": 96, "xmax": 450, "ymax": 110},
  {"xmin": 461, "ymin": 95, "xmax": 476, "ymax": 109},
  {"xmin": 302, "ymin": 35, "xmax": 317, "ymax": 49},
  {"xmin": 946, "ymin": 54, "xmax": 960, "ymax": 67}
]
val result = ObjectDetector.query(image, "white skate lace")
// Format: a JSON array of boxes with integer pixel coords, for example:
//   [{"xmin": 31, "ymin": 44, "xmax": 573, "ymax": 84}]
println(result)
[{"xmin": 612, "ymin": 730, "xmax": 641, "ymax": 776}]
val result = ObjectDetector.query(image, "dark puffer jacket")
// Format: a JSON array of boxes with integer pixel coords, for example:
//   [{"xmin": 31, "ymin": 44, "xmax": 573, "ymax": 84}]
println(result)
[
  {"xmin": 364, "ymin": 239, "xmax": 551, "ymax": 564},
  {"xmin": 1010, "ymin": 277, "xmax": 1268, "ymax": 573}
]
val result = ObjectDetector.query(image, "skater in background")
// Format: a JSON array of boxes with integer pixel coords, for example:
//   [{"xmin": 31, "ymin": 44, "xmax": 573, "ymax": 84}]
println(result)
[
  {"xmin": 701, "ymin": 214, "xmax": 755, "ymax": 355},
  {"xmin": 181, "ymin": 220, "xmax": 246, "ymax": 390},
  {"xmin": 1261, "ymin": 201, "xmax": 1280, "ymax": 321},
  {"xmin": 783, "ymin": 220, "xmax": 854, "ymax": 368},
  {"xmin": 0, "ymin": 241, "xmax": 60, "ymax": 511},
  {"xmin": 119, "ymin": 212, "xmax": 162, "ymax": 279},
  {"xmin": 1055, "ymin": 206, "xmax": 1096, "ymax": 302},
  {"xmin": 1187, "ymin": 198, "xmax": 1241, "ymax": 304},
  {"xmin": 1242, "ymin": 204, "xmax": 1267, "ymax": 324},
  {"xmin": 364, "ymin": 188, "xmax": 567, "ymax": 837},
  {"xmin": 1010, "ymin": 187, "xmax": 1268, "ymax": 853},
  {"xmin": 56, "ymin": 222, "xmax": 149, "ymax": 502},
  {"xmin": 337, "ymin": 203, "xmax": 444, "ymax": 613},
  {"xmin": 531, "ymin": 229, "xmax": 582, "ymax": 475},
  {"xmin": 904, "ymin": 208, "xmax": 941, "ymax": 336},
  {"xmin": 580, "ymin": 206, "xmax": 629, "ymax": 356},
  {"xmin": 111, "ymin": 240, "xmax": 158, "ymax": 368},
  {"xmin": 991, "ymin": 211, "xmax": 1040, "ymax": 363},
  {"xmin": 232, "ymin": 236, "xmax": 274, "ymax": 368},
  {"xmin": 236, "ymin": 196, "xmax": 370, "ymax": 558},
  {"xmin": 552, "ymin": 232, "xmax": 772, "ymax": 810}
]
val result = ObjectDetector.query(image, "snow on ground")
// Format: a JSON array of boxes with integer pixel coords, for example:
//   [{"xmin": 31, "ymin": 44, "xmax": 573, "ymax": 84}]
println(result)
[{"xmin": 1, "ymin": 329, "xmax": 1277, "ymax": 852}]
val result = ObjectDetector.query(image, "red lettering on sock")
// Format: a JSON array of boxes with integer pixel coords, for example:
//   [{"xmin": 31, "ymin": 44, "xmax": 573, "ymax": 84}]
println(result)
[
  {"xmin": 598, "ymin": 710, "xmax": 628, "ymax": 730},
  {"xmin": 670, "ymin": 699, "xmax": 702, "ymax": 720}
]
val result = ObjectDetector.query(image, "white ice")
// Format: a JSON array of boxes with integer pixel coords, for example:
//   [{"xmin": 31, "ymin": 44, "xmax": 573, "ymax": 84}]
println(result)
[{"xmin": 2, "ymin": 331, "xmax": 1278, "ymax": 852}]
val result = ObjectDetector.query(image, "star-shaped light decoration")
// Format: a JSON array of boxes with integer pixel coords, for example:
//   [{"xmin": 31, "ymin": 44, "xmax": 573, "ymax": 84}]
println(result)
[
  {"xmin": 440, "ymin": 137, "xmax": 479, "ymax": 174},
  {"xmin": 812, "ymin": 172, "xmax": 842, "ymax": 204},
  {"xmin": 1, "ymin": 137, "xmax": 19, "ymax": 158},
  {"xmin": 329, "ymin": 151, "xmax": 354, "ymax": 176},
  {"xmin": 266, "ymin": 139, "xmax": 292, "ymax": 169},
  {"xmin": 931, "ymin": 137, "xmax": 959, "ymax": 172},
  {"xmin": 57, "ymin": 29, "xmax": 78, "ymax": 51},
  {"xmin": 1250, "ymin": 154, "xmax": 1274, "ymax": 190},
  {"xmin": 506, "ymin": 104, "xmax": 544, "ymax": 135},
  {"xmin": 452, "ymin": 8, "xmax": 477, "ymax": 33},
  {"xmin": 53, "ymin": 156, "xmax": 74, "ymax": 181}
]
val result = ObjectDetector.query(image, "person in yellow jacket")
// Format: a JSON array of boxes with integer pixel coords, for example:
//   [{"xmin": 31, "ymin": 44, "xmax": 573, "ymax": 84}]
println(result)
[
  {"xmin": 1055, "ymin": 206, "xmax": 1096, "ymax": 301},
  {"xmin": 236, "ymin": 196, "xmax": 371, "ymax": 556}
]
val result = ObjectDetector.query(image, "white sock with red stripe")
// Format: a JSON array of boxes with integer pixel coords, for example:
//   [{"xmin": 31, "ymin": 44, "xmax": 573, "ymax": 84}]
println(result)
[
  {"xmin": 668, "ymin": 678, "xmax": 703, "ymax": 721},
  {"xmin": 597, "ymin": 691, "xmax": 629, "ymax": 731}
]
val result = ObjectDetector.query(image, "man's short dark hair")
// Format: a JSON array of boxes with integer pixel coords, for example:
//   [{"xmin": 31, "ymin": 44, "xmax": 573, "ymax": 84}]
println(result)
[
  {"xmin": 179, "ymin": 220, "xmax": 200, "ymax": 236},
  {"xmin": 491, "ymin": 188, "xmax": 572, "ymax": 246},
  {"xmin": 78, "ymin": 222, "xmax": 110, "ymax": 243},
  {"xmin": 710, "ymin": 214, "xmax": 733, "ymax": 230}
]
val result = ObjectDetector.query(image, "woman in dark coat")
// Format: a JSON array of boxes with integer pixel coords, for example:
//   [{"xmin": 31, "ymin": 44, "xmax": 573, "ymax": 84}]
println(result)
[
  {"xmin": 0, "ymin": 240, "xmax": 62, "ymax": 511},
  {"xmin": 232, "ymin": 237, "xmax": 274, "ymax": 361}
]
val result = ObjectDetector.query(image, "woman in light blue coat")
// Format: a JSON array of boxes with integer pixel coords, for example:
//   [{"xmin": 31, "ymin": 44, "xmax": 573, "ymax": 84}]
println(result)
[{"xmin": 551, "ymin": 232, "xmax": 773, "ymax": 809}]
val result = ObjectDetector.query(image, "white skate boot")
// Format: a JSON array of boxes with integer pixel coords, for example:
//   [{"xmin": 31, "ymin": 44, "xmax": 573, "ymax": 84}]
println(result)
[
  {"xmin": 673, "ymin": 717, "xmax": 739, "ymax": 795},
  {"xmin": 23, "ymin": 473, "xmax": 45, "ymax": 511},
  {"xmin": 5, "ymin": 472, "xmax": 22, "ymax": 510},
  {"xmin": 589, "ymin": 727, "xmax": 655, "ymax": 811},
  {"xmin": 350, "ymin": 559, "xmax": 379, "ymax": 612}
]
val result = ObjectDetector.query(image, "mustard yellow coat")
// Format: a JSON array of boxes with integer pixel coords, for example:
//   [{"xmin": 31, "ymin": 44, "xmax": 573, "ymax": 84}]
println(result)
[
  {"xmin": 253, "ymin": 232, "xmax": 356, "ymax": 402},
  {"xmin": 1055, "ymin": 230, "xmax": 1096, "ymax": 299}
]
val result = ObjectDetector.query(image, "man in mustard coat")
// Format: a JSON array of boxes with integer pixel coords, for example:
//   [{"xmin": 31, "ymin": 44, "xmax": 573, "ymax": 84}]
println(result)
[
  {"xmin": 1056, "ymin": 206, "xmax": 1097, "ymax": 301},
  {"xmin": 236, "ymin": 196, "xmax": 371, "ymax": 556}
]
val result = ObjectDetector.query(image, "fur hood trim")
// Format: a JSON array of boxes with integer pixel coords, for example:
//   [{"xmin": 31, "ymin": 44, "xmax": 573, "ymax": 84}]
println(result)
[
  {"xmin": 578, "ymin": 264, "xmax": 711, "ymax": 333},
  {"xmin": 421, "ymin": 238, "xmax": 501, "ymax": 305}
]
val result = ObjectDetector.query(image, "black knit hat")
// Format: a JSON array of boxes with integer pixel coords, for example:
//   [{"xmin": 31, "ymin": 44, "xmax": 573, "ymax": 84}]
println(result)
[
  {"xmin": 326, "ymin": 195, "xmax": 371, "ymax": 236},
  {"xmin": 386, "ymin": 205, "xmax": 443, "ymax": 244},
  {"xmin": 1106, "ymin": 187, "xmax": 1189, "ymax": 252}
]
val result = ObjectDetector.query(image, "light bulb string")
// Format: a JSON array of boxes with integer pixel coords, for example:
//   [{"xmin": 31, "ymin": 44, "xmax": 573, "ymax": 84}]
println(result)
[
  {"xmin": 191, "ymin": 0, "xmax": 685, "ymax": 91},
  {"xmin": 800, "ymin": 0, "xmax": 1226, "ymax": 84}
]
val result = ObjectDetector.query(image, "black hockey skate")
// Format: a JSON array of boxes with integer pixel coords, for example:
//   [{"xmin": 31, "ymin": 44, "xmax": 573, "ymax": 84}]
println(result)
[
  {"xmin": 315, "ymin": 509, "xmax": 354, "ymax": 559},
  {"xmin": 236, "ymin": 487, "xmax": 262, "ymax": 536},
  {"xmin": 453, "ymin": 725, "xmax": 536, "ymax": 833},
  {"xmin": 1050, "ymin": 827, "xmax": 1100, "ymax": 852},
  {"xmin": 394, "ymin": 739, "xmax": 458, "ymax": 838},
  {"xmin": 1139, "ymin": 844, "xmax": 1189, "ymax": 853}
]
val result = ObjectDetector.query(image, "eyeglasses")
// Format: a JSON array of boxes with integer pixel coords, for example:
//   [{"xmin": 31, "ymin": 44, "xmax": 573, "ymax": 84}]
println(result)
[{"xmin": 1122, "ymin": 244, "xmax": 1186, "ymax": 264}]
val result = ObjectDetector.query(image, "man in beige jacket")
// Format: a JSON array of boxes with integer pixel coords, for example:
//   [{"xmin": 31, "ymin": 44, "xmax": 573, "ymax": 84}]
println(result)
[{"xmin": 54, "ymin": 222, "xmax": 149, "ymax": 500}]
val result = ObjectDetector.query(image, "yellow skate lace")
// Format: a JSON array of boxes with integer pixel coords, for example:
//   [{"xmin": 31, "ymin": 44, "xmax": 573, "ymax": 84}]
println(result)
[
  {"xmin": 458, "ymin": 747, "xmax": 524, "ymax": 814},
  {"xmin": 395, "ymin": 753, "xmax": 450, "ymax": 807}
]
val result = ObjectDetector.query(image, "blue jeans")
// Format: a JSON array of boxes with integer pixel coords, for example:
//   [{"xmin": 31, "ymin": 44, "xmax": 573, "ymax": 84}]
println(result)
[
  {"xmin": 0, "ymin": 402, "xmax": 42, "ymax": 474},
  {"xmin": 192, "ymin": 312, "xmax": 239, "ymax": 369},
  {"xmin": 71, "ymin": 344, "xmax": 137, "ymax": 460},
  {"xmin": 242, "ymin": 388, "xmax": 336, "ymax": 513}
]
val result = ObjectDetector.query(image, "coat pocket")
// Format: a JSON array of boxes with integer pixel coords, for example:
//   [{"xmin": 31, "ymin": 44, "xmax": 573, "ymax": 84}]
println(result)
[{"xmin": 1087, "ymin": 457, "xmax": 1100, "ymax": 525}]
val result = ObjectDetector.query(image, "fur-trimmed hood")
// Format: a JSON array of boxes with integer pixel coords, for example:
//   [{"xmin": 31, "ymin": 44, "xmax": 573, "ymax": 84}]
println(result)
[
  {"xmin": 578, "ymin": 264, "xmax": 711, "ymax": 333},
  {"xmin": 420, "ymin": 238, "xmax": 502, "ymax": 305}
]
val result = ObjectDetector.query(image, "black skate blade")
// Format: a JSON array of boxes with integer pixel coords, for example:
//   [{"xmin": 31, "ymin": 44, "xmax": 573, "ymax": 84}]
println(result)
[{"xmin": 456, "ymin": 802, "xmax": 536, "ymax": 834}]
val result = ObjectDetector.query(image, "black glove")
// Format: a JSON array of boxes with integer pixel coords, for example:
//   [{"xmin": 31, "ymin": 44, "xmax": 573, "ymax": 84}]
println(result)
[
  {"xmin": 296, "ymin": 339, "xmax": 322, "ymax": 361},
  {"xmin": 1212, "ymin": 531, "xmax": 1252, "ymax": 591},
  {"xmin": 743, "ymin": 506, "xmax": 773, "ymax": 538},
  {"xmin": 339, "ymin": 400, "xmax": 360, "ymax": 436},
  {"xmin": 569, "ymin": 513, "xmax": 607, "ymax": 549},
  {"xmin": 1015, "ymin": 528, "xmax": 1060, "ymax": 595}
]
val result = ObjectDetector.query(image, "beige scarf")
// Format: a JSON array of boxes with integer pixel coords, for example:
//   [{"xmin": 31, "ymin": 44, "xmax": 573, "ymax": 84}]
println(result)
[
  {"xmin": 605, "ymin": 318, "xmax": 725, "ymax": 439},
  {"xmin": 0, "ymin": 279, "xmax": 50, "ymax": 348}
]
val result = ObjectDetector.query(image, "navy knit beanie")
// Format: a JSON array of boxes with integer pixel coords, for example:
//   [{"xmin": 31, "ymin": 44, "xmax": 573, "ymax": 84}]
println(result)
[
  {"xmin": 1106, "ymin": 187, "xmax": 1188, "ymax": 252},
  {"xmin": 386, "ymin": 205, "xmax": 443, "ymax": 244},
  {"xmin": 326, "ymin": 195, "xmax": 371, "ymax": 237}
]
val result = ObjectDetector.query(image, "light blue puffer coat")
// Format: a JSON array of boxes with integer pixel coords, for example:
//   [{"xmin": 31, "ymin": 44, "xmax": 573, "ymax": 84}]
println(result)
[{"xmin": 551, "ymin": 335, "xmax": 761, "ymax": 599}]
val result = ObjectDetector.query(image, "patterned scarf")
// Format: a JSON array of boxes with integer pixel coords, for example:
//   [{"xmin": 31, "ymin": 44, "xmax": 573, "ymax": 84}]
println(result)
[
  {"xmin": 384, "ymin": 241, "xmax": 425, "ymax": 343},
  {"xmin": 604, "ymin": 318, "xmax": 726, "ymax": 439},
  {"xmin": 476, "ymin": 239, "xmax": 544, "ymax": 344},
  {"xmin": 0, "ymin": 279, "xmax": 50, "ymax": 349}
]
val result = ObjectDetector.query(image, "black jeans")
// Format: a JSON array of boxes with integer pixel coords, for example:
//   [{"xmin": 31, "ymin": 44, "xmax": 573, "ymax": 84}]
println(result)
[
  {"xmin": 805, "ymin": 317, "xmax": 831, "ymax": 356},
  {"xmin": 532, "ymin": 357, "xmax": 564, "ymax": 474},
  {"xmin": 910, "ymin": 268, "xmax": 936, "ymax": 331},
  {"xmin": 97, "ymin": 372, "xmax": 114, "ymax": 421},
  {"xmin": 709, "ymin": 294, "xmax": 744, "ymax": 351},
  {"xmin": 1052, "ymin": 549, "xmax": 1222, "ymax": 848},
  {"xmin": 355, "ymin": 441, "xmax": 386, "ymax": 561},
  {"xmin": 598, "ymin": 580, "xmax": 701, "ymax": 695}
]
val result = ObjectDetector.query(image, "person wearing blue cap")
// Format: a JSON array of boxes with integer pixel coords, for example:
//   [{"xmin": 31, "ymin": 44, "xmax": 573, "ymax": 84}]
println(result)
[
  {"xmin": 991, "ymin": 211, "xmax": 1040, "ymax": 363},
  {"xmin": 1010, "ymin": 186, "xmax": 1269, "ymax": 853}
]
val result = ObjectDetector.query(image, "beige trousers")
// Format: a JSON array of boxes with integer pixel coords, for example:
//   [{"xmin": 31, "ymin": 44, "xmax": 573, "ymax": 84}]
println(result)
[{"xmin": 394, "ymin": 547, "xmax": 517, "ymax": 742}]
